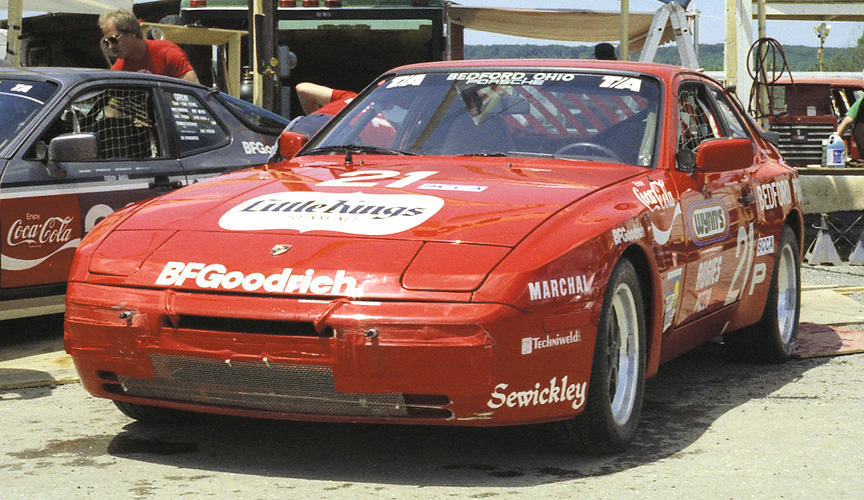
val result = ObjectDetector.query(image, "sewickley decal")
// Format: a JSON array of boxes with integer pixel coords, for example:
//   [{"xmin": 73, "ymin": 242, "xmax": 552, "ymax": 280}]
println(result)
[{"xmin": 219, "ymin": 191, "xmax": 444, "ymax": 236}]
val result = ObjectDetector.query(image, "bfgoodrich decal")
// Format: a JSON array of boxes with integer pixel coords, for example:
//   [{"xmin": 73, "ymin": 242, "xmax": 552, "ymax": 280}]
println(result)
[{"xmin": 219, "ymin": 192, "xmax": 444, "ymax": 236}]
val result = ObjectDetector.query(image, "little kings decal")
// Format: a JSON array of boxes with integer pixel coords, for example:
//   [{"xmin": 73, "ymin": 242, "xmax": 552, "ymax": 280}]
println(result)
[{"xmin": 219, "ymin": 192, "xmax": 444, "ymax": 236}]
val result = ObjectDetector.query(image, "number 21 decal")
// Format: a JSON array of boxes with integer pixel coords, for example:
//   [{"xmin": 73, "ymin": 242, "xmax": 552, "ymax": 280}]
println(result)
[
  {"xmin": 725, "ymin": 223, "xmax": 768, "ymax": 305},
  {"xmin": 318, "ymin": 170, "xmax": 437, "ymax": 188}
]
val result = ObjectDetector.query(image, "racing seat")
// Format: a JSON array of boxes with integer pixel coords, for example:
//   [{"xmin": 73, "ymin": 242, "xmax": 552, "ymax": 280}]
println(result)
[{"xmin": 441, "ymin": 113, "xmax": 512, "ymax": 155}]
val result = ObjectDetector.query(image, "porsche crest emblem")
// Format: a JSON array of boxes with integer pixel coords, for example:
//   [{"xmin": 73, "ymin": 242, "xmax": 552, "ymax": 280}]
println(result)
[{"xmin": 270, "ymin": 244, "xmax": 292, "ymax": 256}]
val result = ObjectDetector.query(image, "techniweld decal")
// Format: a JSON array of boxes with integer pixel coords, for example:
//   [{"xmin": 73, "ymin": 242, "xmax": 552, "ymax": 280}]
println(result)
[
  {"xmin": 219, "ymin": 191, "xmax": 444, "ymax": 236},
  {"xmin": 155, "ymin": 262, "xmax": 358, "ymax": 296}
]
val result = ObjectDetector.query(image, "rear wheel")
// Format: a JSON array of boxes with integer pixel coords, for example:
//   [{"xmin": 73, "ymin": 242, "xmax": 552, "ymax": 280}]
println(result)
[
  {"xmin": 725, "ymin": 225, "xmax": 800, "ymax": 363},
  {"xmin": 552, "ymin": 259, "xmax": 646, "ymax": 454}
]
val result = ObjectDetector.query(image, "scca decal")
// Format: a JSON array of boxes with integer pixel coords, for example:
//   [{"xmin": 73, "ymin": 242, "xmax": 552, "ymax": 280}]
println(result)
[
  {"xmin": 155, "ymin": 262, "xmax": 359, "ymax": 296},
  {"xmin": 687, "ymin": 199, "xmax": 729, "ymax": 246}
]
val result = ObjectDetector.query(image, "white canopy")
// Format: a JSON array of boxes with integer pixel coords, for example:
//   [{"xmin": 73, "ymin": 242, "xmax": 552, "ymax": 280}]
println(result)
[
  {"xmin": 2, "ymin": 0, "xmax": 133, "ymax": 65},
  {"xmin": 446, "ymin": 7, "xmax": 676, "ymax": 53}
]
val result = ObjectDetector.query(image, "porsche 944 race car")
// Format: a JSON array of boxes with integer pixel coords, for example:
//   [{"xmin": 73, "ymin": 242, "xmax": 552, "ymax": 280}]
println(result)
[
  {"xmin": 65, "ymin": 60, "xmax": 803, "ymax": 454},
  {"xmin": 0, "ymin": 67, "xmax": 289, "ymax": 320}
]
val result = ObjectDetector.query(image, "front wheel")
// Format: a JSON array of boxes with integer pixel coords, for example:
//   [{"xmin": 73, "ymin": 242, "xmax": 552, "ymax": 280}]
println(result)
[
  {"xmin": 552, "ymin": 259, "xmax": 646, "ymax": 454},
  {"xmin": 725, "ymin": 225, "xmax": 800, "ymax": 362}
]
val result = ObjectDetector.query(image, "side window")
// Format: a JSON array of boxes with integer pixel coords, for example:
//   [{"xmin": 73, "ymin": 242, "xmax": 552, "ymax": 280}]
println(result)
[
  {"xmin": 677, "ymin": 83, "xmax": 722, "ymax": 152},
  {"xmin": 30, "ymin": 87, "xmax": 162, "ymax": 160},
  {"xmin": 710, "ymin": 88, "xmax": 750, "ymax": 139},
  {"xmin": 166, "ymin": 91, "xmax": 229, "ymax": 156}
]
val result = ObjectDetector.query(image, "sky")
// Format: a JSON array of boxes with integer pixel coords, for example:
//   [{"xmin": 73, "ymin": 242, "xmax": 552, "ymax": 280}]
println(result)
[{"xmin": 454, "ymin": 0, "xmax": 864, "ymax": 48}]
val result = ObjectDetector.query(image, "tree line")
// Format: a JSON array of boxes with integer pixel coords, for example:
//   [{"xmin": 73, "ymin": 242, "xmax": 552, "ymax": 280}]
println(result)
[{"xmin": 466, "ymin": 40, "xmax": 864, "ymax": 73}]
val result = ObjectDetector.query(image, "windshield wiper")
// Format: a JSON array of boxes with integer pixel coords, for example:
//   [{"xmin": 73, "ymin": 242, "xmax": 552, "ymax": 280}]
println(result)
[
  {"xmin": 456, "ymin": 152, "xmax": 508, "ymax": 157},
  {"xmin": 302, "ymin": 144, "xmax": 416, "ymax": 156}
]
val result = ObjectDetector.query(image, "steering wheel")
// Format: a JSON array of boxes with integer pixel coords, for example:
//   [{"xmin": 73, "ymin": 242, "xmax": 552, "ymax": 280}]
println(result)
[{"xmin": 554, "ymin": 142, "xmax": 621, "ymax": 163}]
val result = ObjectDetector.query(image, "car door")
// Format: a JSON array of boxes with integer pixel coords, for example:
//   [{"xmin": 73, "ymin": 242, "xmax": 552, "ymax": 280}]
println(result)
[
  {"xmin": 0, "ymin": 81, "xmax": 185, "ymax": 290},
  {"xmin": 673, "ymin": 80, "xmax": 758, "ymax": 328}
]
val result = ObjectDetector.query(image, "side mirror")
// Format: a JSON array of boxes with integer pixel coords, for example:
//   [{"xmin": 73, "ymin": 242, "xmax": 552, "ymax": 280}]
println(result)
[
  {"xmin": 278, "ymin": 130, "xmax": 307, "ymax": 160},
  {"xmin": 46, "ymin": 132, "xmax": 99, "ymax": 178},
  {"xmin": 693, "ymin": 137, "xmax": 754, "ymax": 189},
  {"xmin": 695, "ymin": 137, "xmax": 754, "ymax": 173}
]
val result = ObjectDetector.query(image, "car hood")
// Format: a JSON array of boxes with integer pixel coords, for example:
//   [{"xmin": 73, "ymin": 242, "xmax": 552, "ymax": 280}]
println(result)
[
  {"xmin": 90, "ymin": 156, "xmax": 643, "ymax": 296},
  {"xmin": 119, "ymin": 156, "xmax": 641, "ymax": 245}
]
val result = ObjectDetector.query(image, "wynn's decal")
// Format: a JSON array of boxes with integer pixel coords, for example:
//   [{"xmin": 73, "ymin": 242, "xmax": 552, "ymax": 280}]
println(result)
[
  {"xmin": 155, "ymin": 262, "xmax": 359, "ymax": 296},
  {"xmin": 687, "ymin": 199, "xmax": 730, "ymax": 246},
  {"xmin": 487, "ymin": 376, "xmax": 588, "ymax": 411},
  {"xmin": 219, "ymin": 192, "xmax": 444, "ymax": 236},
  {"xmin": 528, "ymin": 274, "xmax": 594, "ymax": 301}
]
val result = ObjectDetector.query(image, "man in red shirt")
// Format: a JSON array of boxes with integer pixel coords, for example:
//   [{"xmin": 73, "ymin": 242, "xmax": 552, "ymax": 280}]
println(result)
[{"xmin": 98, "ymin": 9, "xmax": 198, "ymax": 83}]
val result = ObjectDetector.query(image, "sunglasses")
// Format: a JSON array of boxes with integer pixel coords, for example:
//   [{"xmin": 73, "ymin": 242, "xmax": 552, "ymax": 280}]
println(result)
[{"xmin": 101, "ymin": 32, "xmax": 127, "ymax": 46}]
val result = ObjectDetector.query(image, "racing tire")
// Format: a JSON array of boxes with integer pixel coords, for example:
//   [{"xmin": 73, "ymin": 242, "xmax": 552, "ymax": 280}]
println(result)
[
  {"xmin": 552, "ymin": 258, "xmax": 647, "ymax": 454},
  {"xmin": 724, "ymin": 225, "xmax": 800, "ymax": 363},
  {"xmin": 114, "ymin": 401, "xmax": 188, "ymax": 423}
]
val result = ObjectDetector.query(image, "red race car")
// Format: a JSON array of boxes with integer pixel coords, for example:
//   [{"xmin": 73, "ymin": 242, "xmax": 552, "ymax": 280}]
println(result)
[{"xmin": 65, "ymin": 60, "xmax": 803, "ymax": 454}]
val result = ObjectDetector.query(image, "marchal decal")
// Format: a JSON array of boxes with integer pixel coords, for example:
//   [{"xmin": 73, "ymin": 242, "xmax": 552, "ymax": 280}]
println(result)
[{"xmin": 219, "ymin": 192, "xmax": 444, "ymax": 236}]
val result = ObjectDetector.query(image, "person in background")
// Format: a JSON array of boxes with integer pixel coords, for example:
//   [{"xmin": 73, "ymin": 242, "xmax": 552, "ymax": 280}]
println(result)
[
  {"xmin": 295, "ymin": 82, "xmax": 357, "ymax": 115},
  {"xmin": 594, "ymin": 42, "xmax": 617, "ymax": 61},
  {"xmin": 290, "ymin": 82, "xmax": 394, "ymax": 147},
  {"xmin": 837, "ymin": 93, "xmax": 864, "ymax": 155},
  {"xmin": 98, "ymin": 9, "xmax": 198, "ymax": 83}
]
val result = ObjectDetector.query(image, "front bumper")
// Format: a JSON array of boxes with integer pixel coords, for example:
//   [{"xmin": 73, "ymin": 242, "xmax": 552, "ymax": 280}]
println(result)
[{"xmin": 65, "ymin": 281, "xmax": 595, "ymax": 426}]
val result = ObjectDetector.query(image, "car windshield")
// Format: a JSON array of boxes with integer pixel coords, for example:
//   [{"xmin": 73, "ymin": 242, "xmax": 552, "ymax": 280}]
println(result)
[
  {"xmin": 302, "ymin": 70, "xmax": 661, "ymax": 166},
  {"xmin": 0, "ymin": 80, "xmax": 58, "ymax": 150}
]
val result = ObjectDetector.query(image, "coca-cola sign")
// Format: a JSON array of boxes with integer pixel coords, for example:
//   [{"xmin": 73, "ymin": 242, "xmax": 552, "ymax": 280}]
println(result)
[{"xmin": 1, "ymin": 196, "xmax": 82, "ymax": 287}]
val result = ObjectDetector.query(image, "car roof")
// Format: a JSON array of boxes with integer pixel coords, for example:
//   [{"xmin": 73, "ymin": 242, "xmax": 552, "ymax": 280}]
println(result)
[
  {"xmin": 387, "ymin": 59, "xmax": 702, "ymax": 81},
  {"xmin": 0, "ymin": 66, "xmax": 206, "ymax": 88}
]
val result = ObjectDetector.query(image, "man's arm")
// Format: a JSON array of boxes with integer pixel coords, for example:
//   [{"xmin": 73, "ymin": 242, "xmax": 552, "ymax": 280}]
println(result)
[{"xmin": 179, "ymin": 69, "xmax": 199, "ymax": 84}]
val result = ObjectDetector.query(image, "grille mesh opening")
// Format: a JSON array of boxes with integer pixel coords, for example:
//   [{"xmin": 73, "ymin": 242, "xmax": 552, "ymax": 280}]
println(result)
[
  {"xmin": 176, "ymin": 315, "xmax": 332, "ymax": 337},
  {"xmin": 117, "ymin": 354, "xmax": 417, "ymax": 418}
]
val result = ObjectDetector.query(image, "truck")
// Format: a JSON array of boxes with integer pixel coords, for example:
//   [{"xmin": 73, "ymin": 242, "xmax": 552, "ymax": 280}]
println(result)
[
  {"xmin": 179, "ymin": 0, "xmax": 447, "ymax": 117},
  {"xmin": 763, "ymin": 77, "xmax": 864, "ymax": 167}
]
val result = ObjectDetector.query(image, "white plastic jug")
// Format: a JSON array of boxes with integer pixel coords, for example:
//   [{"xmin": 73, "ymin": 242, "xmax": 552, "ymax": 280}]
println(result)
[{"xmin": 825, "ymin": 133, "xmax": 846, "ymax": 168}]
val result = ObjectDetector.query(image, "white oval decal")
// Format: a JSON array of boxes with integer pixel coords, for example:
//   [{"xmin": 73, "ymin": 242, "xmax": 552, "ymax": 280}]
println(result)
[{"xmin": 219, "ymin": 191, "xmax": 444, "ymax": 236}]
